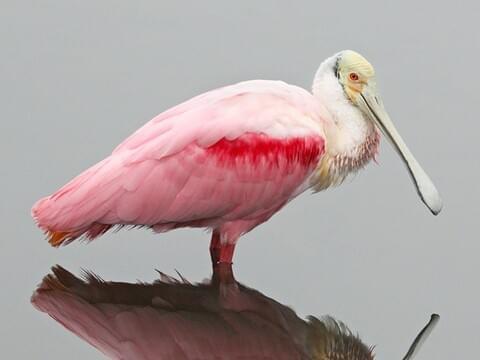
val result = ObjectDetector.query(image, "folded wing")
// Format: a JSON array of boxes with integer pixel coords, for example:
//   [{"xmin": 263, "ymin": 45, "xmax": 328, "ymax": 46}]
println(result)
[{"xmin": 32, "ymin": 80, "xmax": 325, "ymax": 245}]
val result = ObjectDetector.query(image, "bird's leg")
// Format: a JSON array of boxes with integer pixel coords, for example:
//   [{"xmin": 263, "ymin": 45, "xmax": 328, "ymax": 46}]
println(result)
[
  {"xmin": 210, "ymin": 231, "xmax": 236, "ymax": 285},
  {"xmin": 209, "ymin": 230, "xmax": 236, "ymax": 266},
  {"xmin": 211, "ymin": 262, "xmax": 235, "ymax": 285},
  {"xmin": 209, "ymin": 230, "xmax": 222, "ymax": 265},
  {"xmin": 217, "ymin": 242, "xmax": 236, "ymax": 263}
]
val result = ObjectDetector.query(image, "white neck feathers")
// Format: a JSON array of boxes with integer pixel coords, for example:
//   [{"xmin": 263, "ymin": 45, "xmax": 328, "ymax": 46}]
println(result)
[
  {"xmin": 312, "ymin": 57, "xmax": 377, "ymax": 158},
  {"xmin": 309, "ymin": 56, "xmax": 380, "ymax": 191}
]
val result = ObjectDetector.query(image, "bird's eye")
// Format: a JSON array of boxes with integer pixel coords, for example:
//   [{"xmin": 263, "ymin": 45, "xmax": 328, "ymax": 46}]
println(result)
[{"xmin": 349, "ymin": 72, "xmax": 359, "ymax": 81}]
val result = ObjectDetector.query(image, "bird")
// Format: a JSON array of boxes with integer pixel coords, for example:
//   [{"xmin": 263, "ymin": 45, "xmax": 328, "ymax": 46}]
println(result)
[
  {"xmin": 32, "ymin": 50, "xmax": 442, "ymax": 265},
  {"xmin": 31, "ymin": 264, "xmax": 439, "ymax": 360}
]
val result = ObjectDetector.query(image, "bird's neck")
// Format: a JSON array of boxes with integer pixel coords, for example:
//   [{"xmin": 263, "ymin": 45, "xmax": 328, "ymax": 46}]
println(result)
[{"xmin": 310, "ymin": 71, "xmax": 380, "ymax": 191}]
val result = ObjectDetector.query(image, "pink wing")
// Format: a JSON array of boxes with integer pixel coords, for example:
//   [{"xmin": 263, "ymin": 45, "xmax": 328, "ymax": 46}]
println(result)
[{"xmin": 32, "ymin": 80, "xmax": 326, "ymax": 245}]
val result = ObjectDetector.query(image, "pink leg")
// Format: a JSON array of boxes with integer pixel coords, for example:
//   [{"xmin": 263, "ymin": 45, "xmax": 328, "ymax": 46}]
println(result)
[
  {"xmin": 211, "ymin": 262, "xmax": 235, "ymax": 285},
  {"xmin": 209, "ymin": 230, "xmax": 236, "ymax": 266}
]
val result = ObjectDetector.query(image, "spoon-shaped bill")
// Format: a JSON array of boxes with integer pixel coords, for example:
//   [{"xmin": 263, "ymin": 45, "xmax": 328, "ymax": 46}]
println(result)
[
  {"xmin": 358, "ymin": 88, "xmax": 442, "ymax": 215},
  {"xmin": 401, "ymin": 314, "xmax": 439, "ymax": 360}
]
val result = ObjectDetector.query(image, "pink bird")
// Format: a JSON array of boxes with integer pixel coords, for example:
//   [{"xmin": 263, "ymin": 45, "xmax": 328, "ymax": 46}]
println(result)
[{"xmin": 32, "ymin": 50, "xmax": 442, "ymax": 265}]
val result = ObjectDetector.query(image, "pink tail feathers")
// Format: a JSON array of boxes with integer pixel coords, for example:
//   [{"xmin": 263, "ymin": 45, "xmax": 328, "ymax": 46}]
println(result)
[
  {"xmin": 32, "ymin": 196, "xmax": 77, "ymax": 246},
  {"xmin": 32, "ymin": 196, "xmax": 112, "ymax": 247},
  {"xmin": 31, "ymin": 158, "xmax": 118, "ymax": 246}
]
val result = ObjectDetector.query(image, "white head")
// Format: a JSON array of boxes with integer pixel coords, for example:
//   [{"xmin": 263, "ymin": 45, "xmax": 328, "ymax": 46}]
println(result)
[{"xmin": 314, "ymin": 50, "xmax": 442, "ymax": 215}]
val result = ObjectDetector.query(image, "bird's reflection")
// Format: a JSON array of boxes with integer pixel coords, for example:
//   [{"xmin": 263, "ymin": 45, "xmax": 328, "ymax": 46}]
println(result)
[{"xmin": 31, "ymin": 264, "xmax": 438, "ymax": 360}]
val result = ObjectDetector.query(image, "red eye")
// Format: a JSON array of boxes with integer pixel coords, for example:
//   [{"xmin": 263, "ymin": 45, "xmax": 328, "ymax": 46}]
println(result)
[{"xmin": 349, "ymin": 72, "xmax": 359, "ymax": 81}]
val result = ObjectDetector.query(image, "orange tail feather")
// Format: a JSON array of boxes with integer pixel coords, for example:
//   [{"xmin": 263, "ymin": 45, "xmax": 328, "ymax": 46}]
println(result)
[
  {"xmin": 47, "ymin": 223, "xmax": 112, "ymax": 247},
  {"xmin": 47, "ymin": 231, "xmax": 72, "ymax": 247}
]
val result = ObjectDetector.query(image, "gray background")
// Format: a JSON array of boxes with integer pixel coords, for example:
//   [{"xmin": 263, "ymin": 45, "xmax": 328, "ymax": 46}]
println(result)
[{"xmin": 1, "ymin": 1, "xmax": 478, "ymax": 359}]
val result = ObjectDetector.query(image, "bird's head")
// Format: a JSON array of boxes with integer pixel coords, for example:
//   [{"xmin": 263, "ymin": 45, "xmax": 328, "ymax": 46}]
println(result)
[
  {"xmin": 334, "ymin": 50, "xmax": 376, "ymax": 105},
  {"xmin": 314, "ymin": 50, "xmax": 442, "ymax": 215},
  {"xmin": 307, "ymin": 314, "xmax": 439, "ymax": 360}
]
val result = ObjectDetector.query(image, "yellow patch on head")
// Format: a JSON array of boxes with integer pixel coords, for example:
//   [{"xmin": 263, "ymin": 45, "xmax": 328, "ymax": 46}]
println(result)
[
  {"xmin": 339, "ymin": 50, "xmax": 375, "ymax": 78},
  {"xmin": 337, "ymin": 50, "xmax": 375, "ymax": 102}
]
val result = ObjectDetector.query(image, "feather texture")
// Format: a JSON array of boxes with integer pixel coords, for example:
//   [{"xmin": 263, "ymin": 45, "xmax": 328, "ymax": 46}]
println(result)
[{"xmin": 32, "ymin": 80, "xmax": 327, "ymax": 246}]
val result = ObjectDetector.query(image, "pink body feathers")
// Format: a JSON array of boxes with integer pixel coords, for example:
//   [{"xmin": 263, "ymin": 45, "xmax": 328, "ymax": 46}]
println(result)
[{"xmin": 32, "ymin": 80, "xmax": 328, "ymax": 263}]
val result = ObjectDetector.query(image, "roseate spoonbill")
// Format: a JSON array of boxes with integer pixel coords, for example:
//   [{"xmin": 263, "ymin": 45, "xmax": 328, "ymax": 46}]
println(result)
[
  {"xmin": 32, "ymin": 50, "xmax": 442, "ymax": 264},
  {"xmin": 32, "ymin": 265, "xmax": 439, "ymax": 360}
]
